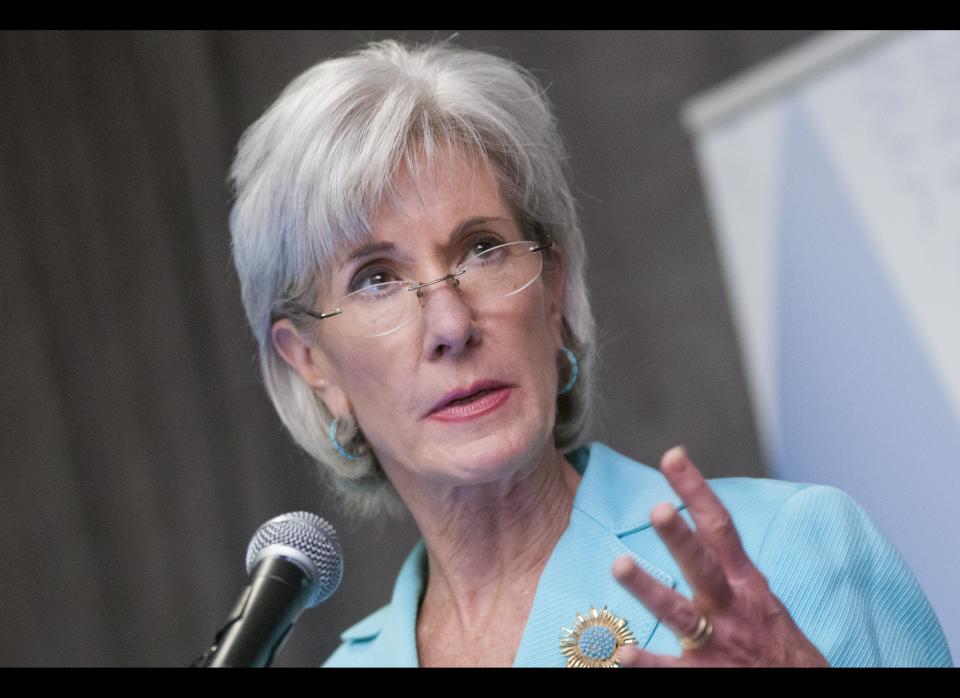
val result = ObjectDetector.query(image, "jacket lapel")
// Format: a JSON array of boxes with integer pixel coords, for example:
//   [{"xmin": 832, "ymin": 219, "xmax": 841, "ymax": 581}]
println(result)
[{"xmin": 514, "ymin": 442, "xmax": 686, "ymax": 667}]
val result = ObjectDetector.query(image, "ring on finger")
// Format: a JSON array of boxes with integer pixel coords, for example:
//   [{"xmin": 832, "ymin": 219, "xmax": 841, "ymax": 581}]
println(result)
[{"xmin": 677, "ymin": 613, "xmax": 713, "ymax": 651}]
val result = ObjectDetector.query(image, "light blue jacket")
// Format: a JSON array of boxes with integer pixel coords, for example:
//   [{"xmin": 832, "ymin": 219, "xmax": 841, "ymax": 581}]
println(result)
[{"xmin": 324, "ymin": 442, "xmax": 952, "ymax": 667}]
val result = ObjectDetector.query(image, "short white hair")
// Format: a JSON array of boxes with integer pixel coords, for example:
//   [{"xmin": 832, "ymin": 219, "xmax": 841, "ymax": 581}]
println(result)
[{"xmin": 229, "ymin": 39, "xmax": 596, "ymax": 519}]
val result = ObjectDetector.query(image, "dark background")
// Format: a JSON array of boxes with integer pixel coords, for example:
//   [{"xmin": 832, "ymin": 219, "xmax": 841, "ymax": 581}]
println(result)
[{"xmin": 0, "ymin": 30, "xmax": 817, "ymax": 666}]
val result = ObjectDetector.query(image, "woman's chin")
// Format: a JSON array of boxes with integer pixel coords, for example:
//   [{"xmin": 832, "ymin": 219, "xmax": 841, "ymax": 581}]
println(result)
[{"xmin": 418, "ymin": 431, "xmax": 545, "ymax": 487}]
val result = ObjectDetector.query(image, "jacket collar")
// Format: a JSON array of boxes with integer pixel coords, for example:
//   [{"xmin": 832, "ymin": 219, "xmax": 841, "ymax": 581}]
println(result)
[
  {"xmin": 568, "ymin": 441, "xmax": 684, "ymax": 535},
  {"xmin": 339, "ymin": 442, "xmax": 684, "ymax": 666},
  {"xmin": 338, "ymin": 538, "xmax": 425, "ymax": 667}
]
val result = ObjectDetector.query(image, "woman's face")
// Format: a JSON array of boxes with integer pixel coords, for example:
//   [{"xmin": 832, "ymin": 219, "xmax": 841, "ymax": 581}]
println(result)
[{"xmin": 299, "ymin": 154, "xmax": 566, "ymax": 493}]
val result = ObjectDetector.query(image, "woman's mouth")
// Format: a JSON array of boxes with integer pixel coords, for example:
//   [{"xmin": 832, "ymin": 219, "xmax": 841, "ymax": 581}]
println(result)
[
  {"xmin": 427, "ymin": 384, "xmax": 512, "ymax": 422},
  {"xmin": 447, "ymin": 388, "xmax": 495, "ymax": 405}
]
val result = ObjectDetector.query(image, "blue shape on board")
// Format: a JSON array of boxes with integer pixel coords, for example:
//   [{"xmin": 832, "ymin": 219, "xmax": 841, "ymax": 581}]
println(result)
[{"xmin": 774, "ymin": 97, "xmax": 959, "ymax": 658}]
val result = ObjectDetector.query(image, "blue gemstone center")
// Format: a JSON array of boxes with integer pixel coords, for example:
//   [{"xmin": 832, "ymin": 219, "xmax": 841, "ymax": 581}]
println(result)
[{"xmin": 578, "ymin": 625, "xmax": 617, "ymax": 660}]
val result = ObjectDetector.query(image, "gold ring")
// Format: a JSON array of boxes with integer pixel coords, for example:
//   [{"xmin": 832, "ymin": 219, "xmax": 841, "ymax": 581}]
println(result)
[{"xmin": 678, "ymin": 613, "xmax": 713, "ymax": 651}]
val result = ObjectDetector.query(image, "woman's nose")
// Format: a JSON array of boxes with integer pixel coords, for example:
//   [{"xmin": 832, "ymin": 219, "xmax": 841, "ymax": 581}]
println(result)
[{"xmin": 419, "ymin": 276, "xmax": 478, "ymax": 359}]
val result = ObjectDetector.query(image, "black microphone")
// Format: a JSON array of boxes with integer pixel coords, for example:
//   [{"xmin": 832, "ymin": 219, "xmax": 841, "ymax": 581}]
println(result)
[{"xmin": 194, "ymin": 511, "xmax": 343, "ymax": 667}]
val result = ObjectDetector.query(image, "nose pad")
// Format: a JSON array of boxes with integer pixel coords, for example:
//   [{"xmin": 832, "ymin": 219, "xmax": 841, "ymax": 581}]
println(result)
[{"xmin": 414, "ymin": 272, "xmax": 465, "ymax": 305}]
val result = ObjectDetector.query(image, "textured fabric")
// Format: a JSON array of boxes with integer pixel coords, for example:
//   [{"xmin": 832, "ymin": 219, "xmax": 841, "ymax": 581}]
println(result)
[{"xmin": 324, "ymin": 442, "xmax": 952, "ymax": 667}]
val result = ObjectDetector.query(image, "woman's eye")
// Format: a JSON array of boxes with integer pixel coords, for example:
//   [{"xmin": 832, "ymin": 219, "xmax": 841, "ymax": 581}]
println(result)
[
  {"xmin": 350, "ymin": 268, "xmax": 398, "ymax": 292},
  {"xmin": 464, "ymin": 236, "xmax": 503, "ymax": 261}
]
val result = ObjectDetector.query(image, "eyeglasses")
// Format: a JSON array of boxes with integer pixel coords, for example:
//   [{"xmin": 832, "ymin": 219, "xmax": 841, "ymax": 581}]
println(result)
[{"xmin": 288, "ymin": 238, "xmax": 553, "ymax": 338}]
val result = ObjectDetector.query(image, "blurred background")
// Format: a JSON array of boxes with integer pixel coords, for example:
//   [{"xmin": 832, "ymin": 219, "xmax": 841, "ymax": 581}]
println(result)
[{"xmin": 2, "ymin": 30, "xmax": 953, "ymax": 666}]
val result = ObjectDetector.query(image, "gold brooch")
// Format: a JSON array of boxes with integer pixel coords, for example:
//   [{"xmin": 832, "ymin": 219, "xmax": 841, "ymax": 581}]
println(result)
[{"xmin": 560, "ymin": 606, "xmax": 637, "ymax": 668}]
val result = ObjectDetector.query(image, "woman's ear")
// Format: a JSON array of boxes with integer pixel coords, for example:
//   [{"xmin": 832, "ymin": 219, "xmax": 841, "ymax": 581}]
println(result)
[
  {"xmin": 545, "ymin": 246, "xmax": 567, "ymax": 346},
  {"xmin": 271, "ymin": 319, "xmax": 352, "ymax": 417}
]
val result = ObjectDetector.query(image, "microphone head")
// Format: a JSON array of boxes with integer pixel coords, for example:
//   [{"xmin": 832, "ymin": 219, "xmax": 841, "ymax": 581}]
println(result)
[{"xmin": 245, "ymin": 511, "xmax": 343, "ymax": 607}]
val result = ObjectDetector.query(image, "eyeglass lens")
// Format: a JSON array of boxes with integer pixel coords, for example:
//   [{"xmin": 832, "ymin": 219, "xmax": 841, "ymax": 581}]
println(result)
[{"xmin": 326, "ymin": 241, "xmax": 544, "ymax": 338}]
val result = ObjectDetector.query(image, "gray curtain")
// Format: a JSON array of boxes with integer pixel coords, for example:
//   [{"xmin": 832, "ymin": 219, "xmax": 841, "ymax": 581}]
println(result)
[{"xmin": 0, "ymin": 30, "xmax": 816, "ymax": 666}]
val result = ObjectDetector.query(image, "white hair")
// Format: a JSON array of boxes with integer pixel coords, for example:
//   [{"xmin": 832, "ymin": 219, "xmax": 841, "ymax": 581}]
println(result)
[{"xmin": 229, "ymin": 39, "xmax": 596, "ymax": 519}]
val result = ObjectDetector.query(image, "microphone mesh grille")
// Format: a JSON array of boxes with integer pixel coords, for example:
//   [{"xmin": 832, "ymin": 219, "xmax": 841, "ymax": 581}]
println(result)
[{"xmin": 245, "ymin": 511, "xmax": 343, "ymax": 606}]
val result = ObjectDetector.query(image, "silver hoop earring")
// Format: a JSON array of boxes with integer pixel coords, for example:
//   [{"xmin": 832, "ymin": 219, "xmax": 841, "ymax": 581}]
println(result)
[
  {"xmin": 328, "ymin": 418, "xmax": 360, "ymax": 462},
  {"xmin": 558, "ymin": 347, "xmax": 579, "ymax": 396}
]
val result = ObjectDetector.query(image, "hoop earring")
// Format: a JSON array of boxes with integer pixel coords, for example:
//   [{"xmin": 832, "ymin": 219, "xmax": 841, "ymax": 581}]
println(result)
[
  {"xmin": 328, "ymin": 418, "xmax": 360, "ymax": 462},
  {"xmin": 558, "ymin": 347, "xmax": 579, "ymax": 396}
]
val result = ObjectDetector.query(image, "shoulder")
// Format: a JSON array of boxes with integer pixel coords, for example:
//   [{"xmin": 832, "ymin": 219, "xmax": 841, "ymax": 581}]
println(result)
[
  {"xmin": 750, "ymin": 484, "xmax": 952, "ymax": 666},
  {"xmin": 710, "ymin": 481, "xmax": 952, "ymax": 667},
  {"xmin": 707, "ymin": 477, "xmax": 835, "ymax": 553}
]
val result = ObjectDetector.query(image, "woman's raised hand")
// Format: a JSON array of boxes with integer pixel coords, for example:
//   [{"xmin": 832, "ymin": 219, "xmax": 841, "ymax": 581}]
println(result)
[{"xmin": 611, "ymin": 446, "xmax": 829, "ymax": 667}]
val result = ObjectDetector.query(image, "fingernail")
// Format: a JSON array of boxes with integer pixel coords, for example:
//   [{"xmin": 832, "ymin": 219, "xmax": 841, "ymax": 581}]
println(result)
[
  {"xmin": 618, "ymin": 645, "xmax": 639, "ymax": 666},
  {"xmin": 650, "ymin": 501, "xmax": 676, "ymax": 525},
  {"xmin": 611, "ymin": 554, "xmax": 635, "ymax": 580},
  {"xmin": 663, "ymin": 446, "xmax": 687, "ymax": 471}
]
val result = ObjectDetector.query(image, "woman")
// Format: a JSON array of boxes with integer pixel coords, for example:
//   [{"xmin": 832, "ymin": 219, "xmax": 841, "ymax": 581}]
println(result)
[{"xmin": 228, "ymin": 40, "xmax": 951, "ymax": 667}]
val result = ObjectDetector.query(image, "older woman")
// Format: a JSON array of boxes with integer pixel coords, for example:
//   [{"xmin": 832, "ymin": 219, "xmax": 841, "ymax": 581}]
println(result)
[{"xmin": 228, "ymin": 40, "xmax": 951, "ymax": 667}]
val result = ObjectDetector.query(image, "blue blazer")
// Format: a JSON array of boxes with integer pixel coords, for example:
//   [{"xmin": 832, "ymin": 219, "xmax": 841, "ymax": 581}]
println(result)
[{"xmin": 324, "ymin": 442, "xmax": 952, "ymax": 667}]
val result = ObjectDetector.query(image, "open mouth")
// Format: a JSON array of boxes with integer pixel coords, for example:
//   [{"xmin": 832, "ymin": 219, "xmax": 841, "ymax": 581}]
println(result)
[
  {"xmin": 444, "ymin": 388, "xmax": 496, "ymax": 406},
  {"xmin": 428, "ymin": 385, "xmax": 512, "ymax": 422}
]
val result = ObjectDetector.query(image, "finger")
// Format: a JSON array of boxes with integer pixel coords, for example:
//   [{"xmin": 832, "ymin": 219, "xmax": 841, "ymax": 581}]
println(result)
[
  {"xmin": 617, "ymin": 644, "xmax": 682, "ymax": 668},
  {"xmin": 612, "ymin": 554, "xmax": 704, "ymax": 639},
  {"xmin": 649, "ymin": 501, "xmax": 732, "ymax": 608},
  {"xmin": 660, "ymin": 446, "xmax": 755, "ymax": 578}
]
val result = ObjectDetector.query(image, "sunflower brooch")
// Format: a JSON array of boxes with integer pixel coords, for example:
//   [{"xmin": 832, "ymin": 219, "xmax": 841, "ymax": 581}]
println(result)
[{"xmin": 560, "ymin": 606, "xmax": 637, "ymax": 668}]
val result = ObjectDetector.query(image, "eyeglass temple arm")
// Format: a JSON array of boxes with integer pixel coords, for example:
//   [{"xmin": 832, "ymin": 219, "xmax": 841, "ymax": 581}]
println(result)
[
  {"xmin": 291, "ymin": 305, "xmax": 342, "ymax": 321},
  {"xmin": 530, "ymin": 237, "xmax": 553, "ymax": 253}
]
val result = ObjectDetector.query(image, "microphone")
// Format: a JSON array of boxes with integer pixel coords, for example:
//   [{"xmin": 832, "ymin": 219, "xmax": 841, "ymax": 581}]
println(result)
[{"xmin": 194, "ymin": 511, "xmax": 343, "ymax": 667}]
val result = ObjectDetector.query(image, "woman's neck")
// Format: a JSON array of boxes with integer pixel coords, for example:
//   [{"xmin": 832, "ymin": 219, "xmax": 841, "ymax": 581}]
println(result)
[{"xmin": 385, "ymin": 444, "xmax": 582, "ymax": 664}]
